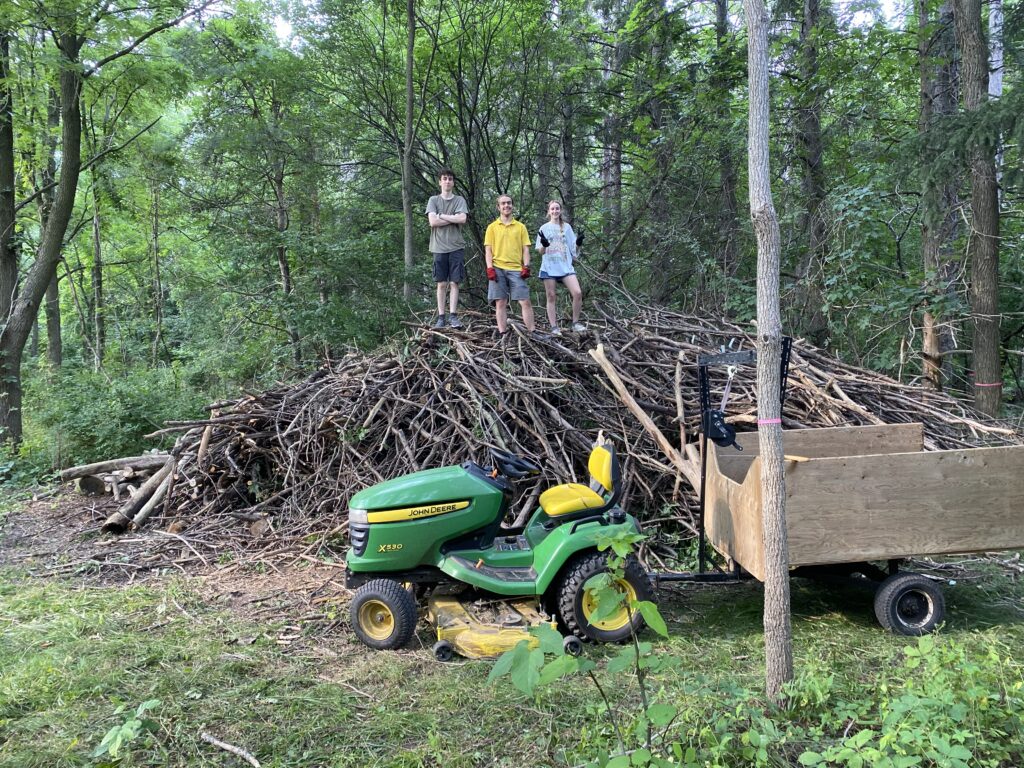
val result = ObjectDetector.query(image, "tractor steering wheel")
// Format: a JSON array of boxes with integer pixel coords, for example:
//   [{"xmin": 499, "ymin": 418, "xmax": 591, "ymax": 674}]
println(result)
[{"xmin": 489, "ymin": 448, "xmax": 542, "ymax": 479}]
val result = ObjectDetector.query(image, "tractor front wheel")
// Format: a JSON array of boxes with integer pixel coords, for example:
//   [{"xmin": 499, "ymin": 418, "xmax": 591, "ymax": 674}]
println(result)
[
  {"xmin": 350, "ymin": 579, "xmax": 418, "ymax": 650},
  {"xmin": 557, "ymin": 551, "xmax": 652, "ymax": 643}
]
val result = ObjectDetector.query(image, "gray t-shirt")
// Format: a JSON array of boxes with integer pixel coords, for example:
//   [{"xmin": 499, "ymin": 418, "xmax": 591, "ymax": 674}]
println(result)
[{"xmin": 426, "ymin": 194, "xmax": 469, "ymax": 254}]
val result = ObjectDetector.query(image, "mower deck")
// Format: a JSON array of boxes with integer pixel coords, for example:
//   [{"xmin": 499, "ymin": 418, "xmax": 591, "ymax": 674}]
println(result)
[{"xmin": 426, "ymin": 593, "xmax": 556, "ymax": 659}]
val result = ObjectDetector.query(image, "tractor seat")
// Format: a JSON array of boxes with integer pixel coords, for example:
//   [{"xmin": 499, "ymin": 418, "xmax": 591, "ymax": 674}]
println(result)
[{"xmin": 539, "ymin": 443, "xmax": 621, "ymax": 518}]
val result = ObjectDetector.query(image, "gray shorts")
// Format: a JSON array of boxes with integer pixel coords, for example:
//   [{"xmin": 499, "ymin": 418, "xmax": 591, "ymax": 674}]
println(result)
[
  {"xmin": 433, "ymin": 249, "xmax": 465, "ymax": 283},
  {"xmin": 487, "ymin": 268, "xmax": 531, "ymax": 302}
]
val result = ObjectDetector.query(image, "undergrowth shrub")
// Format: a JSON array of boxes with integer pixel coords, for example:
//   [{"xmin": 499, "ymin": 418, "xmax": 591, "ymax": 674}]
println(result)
[
  {"xmin": 16, "ymin": 363, "xmax": 208, "ymax": 473},
  {"xmin": 490, "ymin": 529, "xmax": 1024, "ymax": 768}
]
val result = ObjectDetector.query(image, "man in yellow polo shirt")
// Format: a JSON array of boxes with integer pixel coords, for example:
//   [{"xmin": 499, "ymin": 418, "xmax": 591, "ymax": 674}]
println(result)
[{"xmin": 484, "ymin": 194, "xmax": 536, "ymax": 334}]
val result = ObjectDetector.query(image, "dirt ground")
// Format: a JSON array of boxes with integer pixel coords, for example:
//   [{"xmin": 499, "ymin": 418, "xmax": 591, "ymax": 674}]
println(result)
[{"xmin": 0, "ymin": 489, "xmax": 369, "ymax": 656}]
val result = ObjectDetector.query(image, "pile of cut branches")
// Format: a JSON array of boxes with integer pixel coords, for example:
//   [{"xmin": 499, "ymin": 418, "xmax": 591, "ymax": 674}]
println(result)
[{"xmin": 66, "ymin": 303, "xmax": 1020, "ymax": 569}]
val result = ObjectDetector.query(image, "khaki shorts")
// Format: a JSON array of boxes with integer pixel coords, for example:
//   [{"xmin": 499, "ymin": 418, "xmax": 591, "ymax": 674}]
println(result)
[{"xmin": 487, "ymin": 268, "xmax": 530, "ymax": 302}]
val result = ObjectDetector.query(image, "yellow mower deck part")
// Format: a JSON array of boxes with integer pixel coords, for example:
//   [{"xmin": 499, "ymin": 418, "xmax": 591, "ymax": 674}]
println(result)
[{"xmin": 427, "ymin": 595, "xmax": 558, "ymax": 659}]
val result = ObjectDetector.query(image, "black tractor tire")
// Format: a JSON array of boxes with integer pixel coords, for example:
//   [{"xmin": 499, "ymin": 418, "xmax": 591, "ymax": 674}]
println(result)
[
  {"xmin": 350, "ymin": 578, "xmax": 419, "ymax": 650},
  {"xmin": 557, "ymin": 551, "xmax": 653, "ymax": 643},
  {"xmin": 432, "ymin": 640, "xmax": 455, "ymax": 662},
  {"xmin": 874, "ymin": 572, "xmax": 945, "ymax": 636}
]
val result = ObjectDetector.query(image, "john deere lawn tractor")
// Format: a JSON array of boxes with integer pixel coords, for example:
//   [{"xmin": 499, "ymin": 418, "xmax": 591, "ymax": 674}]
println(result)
[{"xmin": 344, "ymin": 441, "xmax": 653, "ymax": 659}]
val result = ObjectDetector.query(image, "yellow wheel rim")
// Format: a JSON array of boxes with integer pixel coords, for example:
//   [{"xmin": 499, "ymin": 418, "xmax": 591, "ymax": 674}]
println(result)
[
  {"xmin": 358, "ymin": 599, "xmax": 395, "ymax": 641},
  {"xmin": 582, "ymin": 577, "xmax": 638, "ymax": 631}
]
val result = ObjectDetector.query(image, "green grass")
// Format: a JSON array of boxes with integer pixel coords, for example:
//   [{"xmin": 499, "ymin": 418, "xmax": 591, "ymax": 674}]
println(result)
[{"xmin": 0, "ymin": 563, "xmax": 1022, "ymax": 767}]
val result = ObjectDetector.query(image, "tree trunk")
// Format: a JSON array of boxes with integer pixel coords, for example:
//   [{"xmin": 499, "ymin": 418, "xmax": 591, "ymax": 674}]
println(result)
[
  {"xmin": 919, "ymin": 0, "xmax": 961, "ymax": 390},
  {"xmin": 45, "ymin": 274, "xmax": 61, "ymax": 366},
  {"xmin": 0, "ymin": 33, "xmax": 83, "ymax": 444},
  {"xmin": 954, "ymin": 0, "xmax": 1001, "ymax": 415},
  {"xmin": 92, "ymin": 187, "xmax": 105, "ymax": 370},
  {"xmin": 714, "ymin": 0, "xmax": 740, "ymax": 278},
  {"xmin": 271, "ymin": 163, "xmax": 301, "ymax": 364},
  {"xmin": 988, "ymin": 0, "xmax": 1003, "ymax": 200},
  {"xmin": 792, "ymin": 0, "xmax": 829, "ymax": 347},
  {"xmin": 0, "ymin": 30, "xmax": 18, "ymax": 335},
  {"xmin": 560, "ymin": 101, "xmax": 575, "ymax": 224},
  {"xmin": 744, "ymin": 0, "xmax": 793, "ymax": 701},
  {"xmin": 401, "ymin": 0, "xmax": 416, "ymax": 303},
  {"xmin": 40, "ymin": 85, "xmax": 62, "ymax": 368},
  {"xmin": 151, "ymin": 183, "xmax": 163, "ymax": 365}
]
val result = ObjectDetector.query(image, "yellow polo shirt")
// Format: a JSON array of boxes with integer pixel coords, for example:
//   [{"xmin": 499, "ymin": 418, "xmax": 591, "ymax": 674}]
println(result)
[{"xmin": 484, "ymin": 218, "xmax": 530, "ymax": 270}]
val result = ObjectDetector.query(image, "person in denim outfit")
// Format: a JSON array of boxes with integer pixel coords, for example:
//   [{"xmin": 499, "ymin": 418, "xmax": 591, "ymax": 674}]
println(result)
[{"xmin": 535, "ymin": 200, "xmax": 585, "ymax": 334}]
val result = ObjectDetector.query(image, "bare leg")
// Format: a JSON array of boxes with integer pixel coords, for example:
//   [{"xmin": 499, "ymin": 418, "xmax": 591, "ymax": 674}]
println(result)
[
  {"xmin": 544, "ymin": 279, "xmax": 558, "ymax": 328},
  {"xmin": 563, "ymin": 275, "xmax": 583, "ymax": 323},
  {"xmin": 436, "ymin": 282, "xmax": 447, "ymax": 316},
  {"xmin": 449, "ymin": 282, "xmax": 460, "ymax": 314},
  {"xmin": 495, "ymin": 299, "xmax": 509, "ymax": 332},
  {"xmin": 519, "ymin": 299, "xmax": 535, "ymax": 332}
]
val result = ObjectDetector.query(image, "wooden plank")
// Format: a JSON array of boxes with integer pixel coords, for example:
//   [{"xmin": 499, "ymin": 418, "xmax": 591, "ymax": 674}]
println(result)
[
  {"xmin": 705, "ymin": 441, "xmax": 765, "ymax": 580},
  {"xmin": 785, "ymin": 444, "xmax": 1024, "ymax": 565},
  {"xmin": 732, "ymin": 423, "xmax": 924, "ymax": 459}
]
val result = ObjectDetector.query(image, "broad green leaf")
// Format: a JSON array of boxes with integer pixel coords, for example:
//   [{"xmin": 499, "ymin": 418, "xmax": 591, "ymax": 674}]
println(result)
[
  {"xmin": 607, "ymin": 646, "xmax": 637, "ymax": 674},
  {"xmin": 509, "ymin": 645, "xmax": 544, "ymax": 695},
  {"xmin": 647, "ymin": 702, "xmax": 676, "ymax": 727},
  {"xmin": 533, "ymin": 622, "xmax": 564, "ymax": 655},
  {"xmin": 487, "ymin": 642, "xmax": 521, "ymax": 684},
  {"xmin": 633, "ymin": 600, "xmax": 667, "ymax": 637},
  {"xmin": 538, "ymin": 653, "xmax": 579, "ymax": 685}
]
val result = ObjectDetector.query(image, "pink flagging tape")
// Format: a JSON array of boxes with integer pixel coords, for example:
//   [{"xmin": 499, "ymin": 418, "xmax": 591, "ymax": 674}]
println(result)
[
  {"xmin": 975, "ymin": 382, "xmax": 1003, "ymax": 388},
  {"xmin": 757, "ymin": 418, "xmax": 782, "ymax": 425}
]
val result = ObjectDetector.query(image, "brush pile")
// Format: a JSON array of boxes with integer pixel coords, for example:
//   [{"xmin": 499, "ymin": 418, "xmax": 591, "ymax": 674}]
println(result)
[{"xmin": 64, "ymin": 303, "xmax": 1020, "ymax": 567}]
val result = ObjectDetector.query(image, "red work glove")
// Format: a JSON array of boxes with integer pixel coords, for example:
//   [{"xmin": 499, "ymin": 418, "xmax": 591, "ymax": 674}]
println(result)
[
  {"xmin": 520, "ymin": 266, "xmax": 531, "ymax": 279},
  {"xmin": 486, "ymin": 266, "xmax": 497, "ymax": 281}
]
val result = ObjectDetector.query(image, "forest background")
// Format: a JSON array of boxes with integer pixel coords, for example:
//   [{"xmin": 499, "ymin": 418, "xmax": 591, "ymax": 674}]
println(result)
[{"xmin": 0, "ymin": 0, "xmax": 1021, "ymax": 480}]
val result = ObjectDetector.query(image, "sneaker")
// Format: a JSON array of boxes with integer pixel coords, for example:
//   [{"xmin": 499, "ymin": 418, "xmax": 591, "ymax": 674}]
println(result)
[
  {"xmin": 447, "ymin": 314, "xmax": 463, "ymax": 329},
  {"xmin": 433, "ymin": 315, "xmax": 447, "ymax": 329},
  {"xmin": 571, "ymin": 322, "xmax": 587, "ymax": 333},
  {"xmin": 550, "ymin": 326, "xmax": 562, "ymax": 336}
]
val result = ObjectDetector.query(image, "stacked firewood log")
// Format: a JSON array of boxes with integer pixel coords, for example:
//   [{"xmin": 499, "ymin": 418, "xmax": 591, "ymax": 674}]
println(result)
[{"xmin": 65, "ymin": 303, "xmax": 1021, "ymax": 565}]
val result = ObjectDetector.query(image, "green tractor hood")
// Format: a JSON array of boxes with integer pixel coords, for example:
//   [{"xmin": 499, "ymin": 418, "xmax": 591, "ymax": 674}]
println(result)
[{"xmin": 349, "ymin": 465, "xmax": 495, "ymax": 511}]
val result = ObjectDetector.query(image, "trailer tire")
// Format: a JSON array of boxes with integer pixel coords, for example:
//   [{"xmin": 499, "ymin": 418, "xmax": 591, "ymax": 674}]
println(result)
[
  {"xmin": 874, "ymin": 572, "xmax": 944, "ymax": 635},
  {"xmin": 557, "ymin": 551, "xmax": 652, "ymax": 643},
  {"xmin": 351, "ymin": 578, "xmax": 418, "ymax": 650}
]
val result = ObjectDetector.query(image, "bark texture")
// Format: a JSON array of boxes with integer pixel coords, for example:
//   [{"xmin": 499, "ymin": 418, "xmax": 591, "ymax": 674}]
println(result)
[
  {"xmin": 954, "ymin": 0, "xmax": 1001, "ymax": 415},
  {"xmin": 744, "ymin": 0, "xmax": 793, "ymax": 700}
]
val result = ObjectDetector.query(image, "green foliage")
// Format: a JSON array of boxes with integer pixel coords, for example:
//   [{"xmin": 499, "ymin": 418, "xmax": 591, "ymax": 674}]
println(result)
[
  {"xmin": 19, "ymin": 363, "xmax": 207, "ymax": 470},
  {"xmin": 488, "ymin": 530, "xmax": 1024, "ymax": 767},
  {"xmin": 91, "ymin": 699, "xmax": 161, "ymax": 760}
]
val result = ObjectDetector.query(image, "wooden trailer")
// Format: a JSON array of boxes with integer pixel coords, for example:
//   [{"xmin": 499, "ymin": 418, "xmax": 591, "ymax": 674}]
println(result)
[{"xmin": 703, "ymin": 422, "xmax": 1024, "ymax": 633}]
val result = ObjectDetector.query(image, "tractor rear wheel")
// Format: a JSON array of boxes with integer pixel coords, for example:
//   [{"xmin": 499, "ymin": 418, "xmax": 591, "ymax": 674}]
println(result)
[
  {"xmin": 351, "ymin": 579, "xmax": 418, "ymax": 650},
  {"xmin": 557, "ymin": 551, "xmax": 652, "ymax": 643}
]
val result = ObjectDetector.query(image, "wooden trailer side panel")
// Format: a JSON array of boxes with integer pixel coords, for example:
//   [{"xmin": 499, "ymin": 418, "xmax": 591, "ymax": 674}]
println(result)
[
  {"xmin": 704, "ymin": 423, "xmax": 1024, "ymax": 580},
  {"xmin": 785, "ymin": 444, "xmax": 1024, "ymax": 566},
  {"xmin": 706, "ymin": 424, "xmax": 926, "ymax": 580},
  {"xmin": 705, "ymin": 444, "xmax": 767, "ymax": 581}
]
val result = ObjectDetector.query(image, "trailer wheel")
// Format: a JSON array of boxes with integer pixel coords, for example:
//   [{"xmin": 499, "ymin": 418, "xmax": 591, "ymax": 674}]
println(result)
[
  {"xmin": 874, "ymin": 572, "xmax": 944, "ymax": 635},
  {"xmin": 350, "ymin": 579, "xmax": 418, "ymax": 650},
  {"xmin": 557, "ymin": 551, "xmax": 652, "ymax": 643}
]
